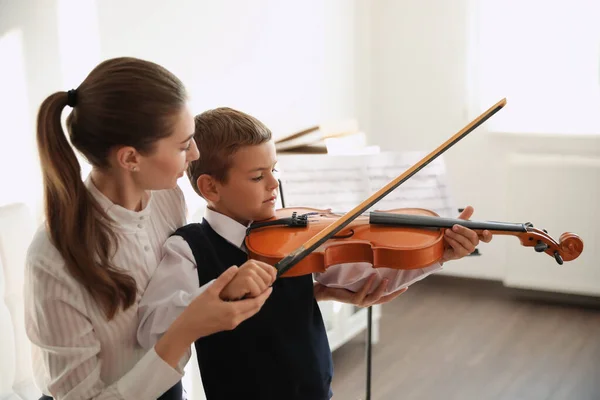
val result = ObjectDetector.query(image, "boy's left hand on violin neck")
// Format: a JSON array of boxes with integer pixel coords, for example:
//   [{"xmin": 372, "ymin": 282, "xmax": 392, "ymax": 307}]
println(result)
[{"xmin": 440, "ymin": 206, "xmax": 493, "ymax": 264}]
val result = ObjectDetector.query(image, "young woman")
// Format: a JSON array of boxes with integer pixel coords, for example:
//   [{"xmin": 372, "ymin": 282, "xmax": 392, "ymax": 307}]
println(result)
[{"xmin": 25, "ymin": 56, "xmax": 272, "ymax": 400}]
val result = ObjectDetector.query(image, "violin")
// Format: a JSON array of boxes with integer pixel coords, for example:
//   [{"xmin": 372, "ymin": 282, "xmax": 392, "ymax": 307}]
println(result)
[
  {"xmin": 245, "ymin": 207, "xmax": 584, "ymax": 278},
  {"xmin": 245, "ymin": 98, "xmax": 583, "ymax": 278}
]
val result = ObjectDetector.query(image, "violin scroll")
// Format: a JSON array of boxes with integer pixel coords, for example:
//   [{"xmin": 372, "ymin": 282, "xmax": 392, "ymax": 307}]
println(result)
[{"xmin": 516, "ymin": 227, "xmax": 583, "ymax": 265}]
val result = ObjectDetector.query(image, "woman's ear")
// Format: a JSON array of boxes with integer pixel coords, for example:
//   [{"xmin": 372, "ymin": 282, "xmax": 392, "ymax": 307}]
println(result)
[
  {"xmin": 114, "ymin": 145, "xmax": 142, "ymax": 172},
  {"xmin": 197, "ymin": 174, "xmax": 220, "ymax": 202}
]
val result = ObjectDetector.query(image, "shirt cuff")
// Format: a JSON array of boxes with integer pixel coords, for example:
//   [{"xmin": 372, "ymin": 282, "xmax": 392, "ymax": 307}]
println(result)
[{"xmin": 117, "ymin": 347, "xmax": 183, "ymax": 399}]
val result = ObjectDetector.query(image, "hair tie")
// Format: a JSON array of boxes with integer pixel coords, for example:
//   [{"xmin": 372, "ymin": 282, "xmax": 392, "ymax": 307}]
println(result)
[{"xmin": 67, "ymin": 89, "xmax": 78, "ymax": 108}]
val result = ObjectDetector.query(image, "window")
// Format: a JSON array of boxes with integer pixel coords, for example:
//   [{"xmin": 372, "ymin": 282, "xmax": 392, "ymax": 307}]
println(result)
[{"xmin": 470, "ymin": 0, "xmax": 600, "ymax": 135}]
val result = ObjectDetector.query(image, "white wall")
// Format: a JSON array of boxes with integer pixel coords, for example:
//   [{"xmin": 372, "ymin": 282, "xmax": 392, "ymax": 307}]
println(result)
[
  {"xmin": 364, "ymin": 0, "xmax": 504, "ymax": 280},
  {"xmin": 0, "ymin": 0, "xmax": 363, "ymax": 221},
  {"xmin": 364, "ymin": 0, "xmax": 600, "ymax": 291},
  {"xmin": 0, "ymin": 1, "xmax": 363, "ymax": 398},
  {"xmin": 367, "ymin": 0, "xmax": 471, "ymax": 151}
]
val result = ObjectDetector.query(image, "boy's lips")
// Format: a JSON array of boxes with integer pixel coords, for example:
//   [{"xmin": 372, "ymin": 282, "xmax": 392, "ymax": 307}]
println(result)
[{"xmin": 263, "ymin": 196, "xmax": 277, "ymax": 203}]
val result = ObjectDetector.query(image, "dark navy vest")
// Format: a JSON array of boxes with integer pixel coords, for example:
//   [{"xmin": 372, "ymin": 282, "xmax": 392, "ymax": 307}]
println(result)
[{"xmin": 172, "ymin": 220, "xmax": 333, "ymax": 400}]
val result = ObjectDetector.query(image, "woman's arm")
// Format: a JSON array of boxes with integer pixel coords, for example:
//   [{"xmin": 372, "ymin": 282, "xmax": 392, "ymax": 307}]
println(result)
[
  {"xmin": 137, "ymin": 235, "xmax": 212, "ymax": 351},
  {"xmin": 138, "ymin": 234, "xmax": 275, "ymax": 367}
]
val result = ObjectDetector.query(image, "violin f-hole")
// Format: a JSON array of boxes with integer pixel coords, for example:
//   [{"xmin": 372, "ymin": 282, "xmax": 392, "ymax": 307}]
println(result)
[{"xmin": 332, "ymin": 229, "xmax": 354, "ymax": 239}]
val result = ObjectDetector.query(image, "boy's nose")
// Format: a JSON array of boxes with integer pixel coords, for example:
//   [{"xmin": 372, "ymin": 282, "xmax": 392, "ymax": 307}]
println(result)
[{"xmin": 267, "ymin": 174, "xmax": 279, "ymax": 189}]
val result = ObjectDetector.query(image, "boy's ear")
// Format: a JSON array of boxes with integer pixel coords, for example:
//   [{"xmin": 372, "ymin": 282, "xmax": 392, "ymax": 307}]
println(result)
[{"xmin": 197, "ymin": 174, "xmax": 220, "ymax": 202}]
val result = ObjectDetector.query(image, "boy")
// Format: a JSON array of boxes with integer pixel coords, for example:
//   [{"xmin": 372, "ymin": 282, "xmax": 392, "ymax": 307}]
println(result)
[{"xmin": 137, "ymin": 107, "xmax": 491, "ymax": 399}]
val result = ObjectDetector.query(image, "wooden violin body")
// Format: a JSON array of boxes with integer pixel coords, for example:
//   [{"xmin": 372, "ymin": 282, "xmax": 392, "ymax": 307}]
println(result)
[
  {"xmin": 245, "ymin": 207, "xmax": 584, "ymax": 278},
  {"xmin": 246, "ymin": 207, "xmax": 445, "ymax": 277}
]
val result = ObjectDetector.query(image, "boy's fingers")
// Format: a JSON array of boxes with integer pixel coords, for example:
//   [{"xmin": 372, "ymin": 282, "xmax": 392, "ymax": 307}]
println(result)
[
  {"xmin": 457, "ymin": 205, "xmax": 474, "ymax": 220},
  {"xmin": 449, "ymin": 225, "xmax": 478, "ymax": 245},
  {"xmin": 252, "ymin": 260, "xmax": 278, "ymax": 282},
  {"xmin": 246, "ymin": 279, "xmax": 264, "ymax": 298},
  {"xmin": 253, "ymin": 264, "xmax": 275, "ymax": 286},
  {"xmin": 444, "ymin": 235, "xmax": 468, "ymax": 257},
  {"xmin": 480, "ymin": 230, "xmax": 493, "ymax": 243},
  {"xmin": 446, "ymin": 228, "xmax": 476, "ymax": 251},
  {"xmin": 210, "ymin": 266, "xmax": 239, "ymax": 294}
]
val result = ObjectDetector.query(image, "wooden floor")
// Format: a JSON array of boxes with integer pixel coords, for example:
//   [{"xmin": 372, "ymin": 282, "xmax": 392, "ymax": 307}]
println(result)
[{"xmin": 331, "ymin": 275, "xmax": 600, "ymax": 400}]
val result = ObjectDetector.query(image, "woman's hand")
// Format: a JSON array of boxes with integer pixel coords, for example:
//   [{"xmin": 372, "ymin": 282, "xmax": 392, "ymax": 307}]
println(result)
[
  {"xmin": 155, "ymin": 266, "xmax": 272, "ymax": 367},
  {"xmin": 182, "ymin": 265, "xmax": 273, "ymax": 337},
  {"xmin": 314, "ymin": 274, "xmax": 407, "ymax": 307}
]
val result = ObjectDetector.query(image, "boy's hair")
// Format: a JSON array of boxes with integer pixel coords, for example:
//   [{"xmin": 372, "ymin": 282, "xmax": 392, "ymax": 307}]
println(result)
[{"xmin": 187, "ymin": 107, "xmax": 272, "ymax": 197}]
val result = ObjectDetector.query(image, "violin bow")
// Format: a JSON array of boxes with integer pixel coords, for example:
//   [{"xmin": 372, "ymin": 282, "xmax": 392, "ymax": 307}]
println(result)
[{"xmin": 274, "ymin": 98, "xmax": 507, "ymax": 278}]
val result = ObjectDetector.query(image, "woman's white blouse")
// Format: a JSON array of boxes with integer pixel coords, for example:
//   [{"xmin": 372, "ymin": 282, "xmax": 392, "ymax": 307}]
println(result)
[{"xmin": 24, "ymin": 176, "xmax": 190, "ymax": 399}]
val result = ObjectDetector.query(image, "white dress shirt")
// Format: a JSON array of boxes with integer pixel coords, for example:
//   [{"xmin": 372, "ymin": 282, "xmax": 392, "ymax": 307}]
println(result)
[
  {"xmin": 137, "ymin": 207, "xmax": 442, "ymax": 350},
  {"xmin": 24, "ymin": 175, "xmax": 190, "ymax": 400}
]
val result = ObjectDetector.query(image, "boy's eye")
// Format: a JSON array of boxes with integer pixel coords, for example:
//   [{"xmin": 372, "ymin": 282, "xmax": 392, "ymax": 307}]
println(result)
[{"xmin": 251, "ymin": 168, "xmax": 278, "ymax": 182}]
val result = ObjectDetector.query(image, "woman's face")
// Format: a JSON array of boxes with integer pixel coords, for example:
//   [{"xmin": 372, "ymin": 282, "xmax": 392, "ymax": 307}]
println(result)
[{"xmin": 135, "ymin": 105, "xmax": 199, "ymax": 190}]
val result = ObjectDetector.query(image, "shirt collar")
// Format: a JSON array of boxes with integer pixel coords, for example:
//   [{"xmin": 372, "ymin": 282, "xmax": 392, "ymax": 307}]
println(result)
[
  {"xmin": 203, "ymin": 207, "xmax": 251, "ymax": 249},
  {"xmin": 84, "ymin": 174, "xmax": 153, "ymax": 232}
]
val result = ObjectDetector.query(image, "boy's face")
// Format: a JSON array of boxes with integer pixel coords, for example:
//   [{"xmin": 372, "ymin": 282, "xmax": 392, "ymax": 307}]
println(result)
[{"xmin": 212, "ymin": 140, "xmax": 279, "ymax": 225}]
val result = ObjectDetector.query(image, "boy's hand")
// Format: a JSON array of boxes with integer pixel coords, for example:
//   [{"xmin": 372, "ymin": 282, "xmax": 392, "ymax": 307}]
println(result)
[
  {"xmin": 220, "ymin": 259, "xmax": 277, "ymax": 301},
  {"xmin": 441, "ymin": 206, "xmax": 493, "ymax": 263}
]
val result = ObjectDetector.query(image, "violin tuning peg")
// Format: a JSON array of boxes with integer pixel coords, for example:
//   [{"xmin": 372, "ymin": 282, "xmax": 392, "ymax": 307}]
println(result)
[
  {"xmin": 554, "ymin": 251, "xmax": 564, "ymax": 265},
  {"xmin": 534, "ymin": 241, "xmax": 549, "ymax": 252},
  {"xmin": 290, "ymin": 212, "xmax": 309, "ymax": 227}
]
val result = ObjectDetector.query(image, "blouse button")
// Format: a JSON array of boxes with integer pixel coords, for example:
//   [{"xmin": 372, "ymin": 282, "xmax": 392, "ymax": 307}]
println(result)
[
  {"xmin": 137, "ymin": 224, "xmax": 143, "ymax": 229},
  {"xmin": 144, "ymin": 245, "xmax": 150, "ymax": 251}
]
